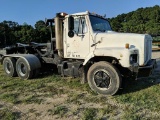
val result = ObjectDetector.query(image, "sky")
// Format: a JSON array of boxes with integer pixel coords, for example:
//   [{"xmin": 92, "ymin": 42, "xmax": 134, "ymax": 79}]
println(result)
[{"xmin": 0, "ymin": 0, "xmax": 159, "ymax": 26}]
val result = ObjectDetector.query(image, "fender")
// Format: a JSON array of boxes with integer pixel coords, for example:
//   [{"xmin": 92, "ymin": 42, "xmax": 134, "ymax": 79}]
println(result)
[
  {"xmin": 2, "ymin": 54, "xmax": 41, "ymax": 71},
  {"xmin": 83, "ymin": 52, "xmax": 94, "ymax": 65},
  {"xmin": 83, "ymin": 47, "xmax": 139, "ymax": 67}
]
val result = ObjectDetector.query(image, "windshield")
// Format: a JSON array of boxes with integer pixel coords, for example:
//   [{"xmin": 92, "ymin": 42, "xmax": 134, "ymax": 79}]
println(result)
[{"xmin": 89, "ymin": 15, "xmax": 112, "ymax": 32}]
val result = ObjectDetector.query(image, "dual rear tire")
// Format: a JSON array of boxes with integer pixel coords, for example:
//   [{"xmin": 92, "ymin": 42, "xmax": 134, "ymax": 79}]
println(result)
[
  {"xmin": 16, "ymin": 58, "xmax": 33, "ymax": 79},
  {"xmin": 3, "ymin": 57, "xmax": 17, "ymax": 77},
  {"xmin": 3, "ymin": 57, "xmax": 39, "ymax": 79}
]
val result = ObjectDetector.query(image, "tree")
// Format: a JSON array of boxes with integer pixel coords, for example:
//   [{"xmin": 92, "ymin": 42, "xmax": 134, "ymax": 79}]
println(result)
[
  {"xmin": 109, "ymin": 5, "xmax": 160, "ymax": 36},
  {"xmin": 34, "ymin": 20, "xmax": 51, "ymax": 43}
]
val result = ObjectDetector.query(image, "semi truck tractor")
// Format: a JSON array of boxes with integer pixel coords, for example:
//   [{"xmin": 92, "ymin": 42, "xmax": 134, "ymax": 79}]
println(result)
[{"xmin": 1, "ymin": 11, "xmax": 156, "ymax": 95}]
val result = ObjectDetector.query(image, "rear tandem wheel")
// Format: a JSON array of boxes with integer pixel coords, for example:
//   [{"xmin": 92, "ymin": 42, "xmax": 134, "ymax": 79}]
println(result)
[
  {"xmin": 16, "ymin": 58, "xmax": 34, "ymax": 79},
  {"xmin": 3, "ymin": 57, "xmax": 17, "ymax": 77}
]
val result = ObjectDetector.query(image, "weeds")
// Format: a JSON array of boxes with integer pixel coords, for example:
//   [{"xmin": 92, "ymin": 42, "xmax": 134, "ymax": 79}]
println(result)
[
  {"xmin": 0, "ymin": 93, "xmax": 20, "ymax": 104},
  {"xmin": 23, "ymin": 94, "xmax": 44, "ymax": 104},
  {"xmin": 48, "ymin": 105, "xmax": 68, "ymax": 117},
  {"xmin": 0, "ymin": 108, "xmax": 20, "ymax": 120},
  {"xmin": 82, "ymin": 108, "xmax": 97, "ymax": 120}
]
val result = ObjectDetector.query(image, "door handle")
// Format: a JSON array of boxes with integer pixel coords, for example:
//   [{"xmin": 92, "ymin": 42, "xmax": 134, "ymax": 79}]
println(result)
[{"xmin": 78, "ymin": 34, "xmax": 85, "ymax": 37}]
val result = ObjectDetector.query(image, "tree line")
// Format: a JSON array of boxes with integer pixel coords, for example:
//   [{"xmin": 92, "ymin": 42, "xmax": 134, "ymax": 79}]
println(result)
[
  {"xmin": 0, "ymin": 20, "xmax": 51, "ymax": 47},
  {"xmin": 0, "ymin": 5, "xmax": 160, "ymax": 47},
  {"xmin": 108, "ymin": 5, "xmax": 160, "ymax": 36}
]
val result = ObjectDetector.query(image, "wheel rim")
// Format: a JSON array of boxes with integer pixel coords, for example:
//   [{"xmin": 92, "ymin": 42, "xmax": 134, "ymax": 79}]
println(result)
[
  {"xmin": 93, "ymin": 69, "xmax": 111, "ymax": 90},
  {"xmin": 4, "ymin": 61, "xmax": 12, "ymax": 74},
  {"xmin": 17, "ymin": 62, "xmax": 27, "ymax": 77}
]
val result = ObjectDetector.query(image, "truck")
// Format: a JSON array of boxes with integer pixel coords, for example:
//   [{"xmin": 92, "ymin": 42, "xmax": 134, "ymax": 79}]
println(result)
[{"xmin": 0, "ymin": 11, "xmax": 156, "ymax": 95}]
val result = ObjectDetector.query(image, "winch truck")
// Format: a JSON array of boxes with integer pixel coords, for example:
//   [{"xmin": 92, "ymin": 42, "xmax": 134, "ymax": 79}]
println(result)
[{"xmin": 1, "ymin": 11, "xmax": 156, "ymax": 95}]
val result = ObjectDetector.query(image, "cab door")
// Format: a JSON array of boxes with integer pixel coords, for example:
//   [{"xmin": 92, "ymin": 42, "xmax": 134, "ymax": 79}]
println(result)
[{"xmin": 65, "ymin": 16, "xmax": 90, "ymax": 59}]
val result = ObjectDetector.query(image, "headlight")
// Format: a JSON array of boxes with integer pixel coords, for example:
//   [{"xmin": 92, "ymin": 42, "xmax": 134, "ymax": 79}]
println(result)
[
  {"xmin": 130, "ymin": 54, "xmax": 138, "ymax": 64},
  {"xmin": 130, "ymin": 56, "xmax": 133, "ymax": 61}
]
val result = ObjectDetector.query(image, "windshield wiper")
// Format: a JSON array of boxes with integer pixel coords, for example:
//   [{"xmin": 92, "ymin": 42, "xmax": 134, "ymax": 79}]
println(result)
[{"xmin": 94, "ymin": 29, "xmax": 105, "ymax": 32}]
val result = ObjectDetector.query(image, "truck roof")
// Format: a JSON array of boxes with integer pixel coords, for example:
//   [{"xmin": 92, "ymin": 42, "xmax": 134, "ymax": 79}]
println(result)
[
  {"xmin": 66, "ymin": 11, "xmax": 106, "ymax": 19},
  {"xmin": 71, "ymin": 11, "xmax": 89, "ymax": 16}
]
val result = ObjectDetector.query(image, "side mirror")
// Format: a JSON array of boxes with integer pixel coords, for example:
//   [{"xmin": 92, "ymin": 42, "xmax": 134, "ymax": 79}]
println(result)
[
  {"xmin": 45, "ymin": 18, "xmax": 54, "ymax": 26},
  {"xmin": 68, "ymin": 16, "xmax": 74, "ymax": 38},
  {"xmin": 68, "ymin": 16, "xmax": 74, "ymax": 31}
]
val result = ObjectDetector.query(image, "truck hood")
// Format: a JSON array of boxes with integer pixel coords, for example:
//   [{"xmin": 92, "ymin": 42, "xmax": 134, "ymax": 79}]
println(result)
[{"xmin": 93, "ymin": 31, "xmax": 152, "ymax": 66}]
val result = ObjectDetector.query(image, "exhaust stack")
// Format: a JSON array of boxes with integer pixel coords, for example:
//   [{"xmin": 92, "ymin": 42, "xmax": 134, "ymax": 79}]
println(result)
[{"xmin": 55, "ymin": 14, "xmax": 63, "ymax": 58}]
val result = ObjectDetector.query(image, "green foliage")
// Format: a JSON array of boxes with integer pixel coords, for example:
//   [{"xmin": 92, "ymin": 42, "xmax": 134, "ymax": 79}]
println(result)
[
  {"xmin": 153, "ymin": 36, "xmax": 160, "ymax": 41},
  {"xmin": 34, "ymin": 20, "xmax": 51, "ymax": 43},
  {"xmin": 23, "ymin": 94, "xmax": 43, "ymax": 104},
  {"xmin": 48, "ymin": 106, "xmax": 68, "ymax": 117},
  {"xmin": 109, "ymin": 5, "xmax": 160, "ymax": 37},
  {"xmin": 0, "ymin": 20, "xmax": 52, "ymax": 47},
  {"xmin": 82, "ymin": 108, "xmax": 97, "ymax": 120},
  {"xmin": 0, "ymin": 93, "xmax": 19, "ymax": 104},
  {"xmin": 0, "ymin": 108, "xmax": 19, "ymax": 120}
]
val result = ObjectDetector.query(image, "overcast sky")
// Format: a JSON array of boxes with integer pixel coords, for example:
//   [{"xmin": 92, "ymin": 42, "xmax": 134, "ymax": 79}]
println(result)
[{"xmin": 0, "ymin": 0, "xmax": 159, "ymax": 26}]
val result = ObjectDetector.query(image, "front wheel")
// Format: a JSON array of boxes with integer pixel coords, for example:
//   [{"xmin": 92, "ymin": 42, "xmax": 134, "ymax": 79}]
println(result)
[{"xmin": 87, "ymin": 61, "xmax": 122, "ymax": 95}]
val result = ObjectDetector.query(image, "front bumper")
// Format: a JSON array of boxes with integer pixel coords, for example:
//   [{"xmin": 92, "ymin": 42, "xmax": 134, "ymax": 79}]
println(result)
[
  {"xmin": 137, "ymin": 59, "xmax": 156, "ymax": 78},
  {"xmin": 130, "ymin": 63, "xmax": 139, "ymax": 73}
]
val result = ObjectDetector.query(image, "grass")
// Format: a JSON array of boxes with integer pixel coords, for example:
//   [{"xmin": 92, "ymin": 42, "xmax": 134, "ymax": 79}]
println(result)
[
  {"xmin": 0, "ymin": 107, "xmax": 20, "ymax": 120},
  {"xmin": 0, "ymin": 64, "xmax": 160, "ymax": 119},
  {"xmin": 116, "ymin": 77, "xmax": 160, "ymax": 111},
  {"xmin": 0, "ymin": 110, "xmax": 18, "ymax": 120},
  {"xmin": 23, "ymin": 94, "xmax": 44, "ymax": 104},
  {"xmin": 0, "ymin": 93, "xmax": 20, "ymax": 104},
  {"xmin": 82, "ymin": 108, "xmax": 97, "ymax": 120},
  {"xmin": 48, "ymin": 105, "xmax": 68, "ymax": 118}
]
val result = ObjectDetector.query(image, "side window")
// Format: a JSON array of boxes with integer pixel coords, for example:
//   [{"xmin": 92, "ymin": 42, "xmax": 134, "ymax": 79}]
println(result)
[
  {"xmin": 74, "ymin": 17, "xmax": 87, "ymax": 34},
  {"xmin": 82, "ymin": 18, "xmax": 87, "ymax": 34},
  {"xmin": 74, "ymin": 18, "xmax": 80, "ymax": 34}
]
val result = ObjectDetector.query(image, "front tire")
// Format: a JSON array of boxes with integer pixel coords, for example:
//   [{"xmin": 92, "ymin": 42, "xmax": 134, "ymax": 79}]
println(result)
[
  {"xmin": 3, "ymin": 57, "xmax": 17, "ymax": 77},
  {"xmin": 16, "ymin": 58, "xmax": 33, "ymax": 79},
  {"xmin": 87, "ymin": 61, "xmax": 122, "ymax": 95}
]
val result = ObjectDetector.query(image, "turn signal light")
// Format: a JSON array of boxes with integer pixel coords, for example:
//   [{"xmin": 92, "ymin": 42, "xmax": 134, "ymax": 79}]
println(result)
[{"xmin": 125, "ymin": 43, "xmax": 129, "ymax": 49}]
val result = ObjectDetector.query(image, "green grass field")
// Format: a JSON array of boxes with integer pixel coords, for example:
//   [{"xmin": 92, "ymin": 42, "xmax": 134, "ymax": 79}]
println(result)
[{"xmin": 0, "ymin": 64, "xmax": 160, "ymax": 120}]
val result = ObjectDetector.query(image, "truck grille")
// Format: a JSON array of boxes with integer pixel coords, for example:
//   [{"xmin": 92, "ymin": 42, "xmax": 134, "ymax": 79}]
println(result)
[{"xmin": 144, "ymin": 36, "xmax": 152, "ymax": 65}]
